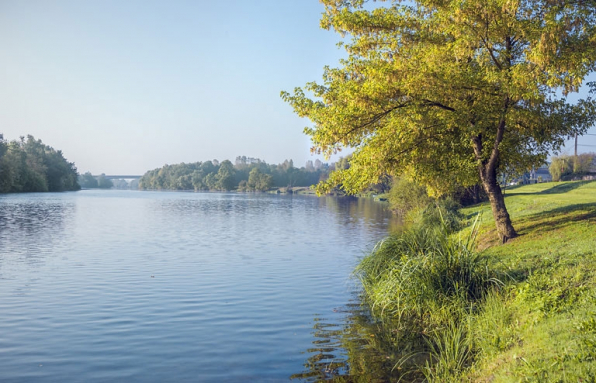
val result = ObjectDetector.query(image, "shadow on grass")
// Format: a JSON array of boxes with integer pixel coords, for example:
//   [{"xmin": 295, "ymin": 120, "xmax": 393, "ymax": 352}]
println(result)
[
  {"xmin": 516, "ymin": 202, "xmax": 596, "ymax": 236},
  {"xmin": 538, "ymin": 181, "xmax": 592, "ymax": 194},
  {"xmin": 506, "ymin": 180, "xmax": 594, "ymax": 197}
]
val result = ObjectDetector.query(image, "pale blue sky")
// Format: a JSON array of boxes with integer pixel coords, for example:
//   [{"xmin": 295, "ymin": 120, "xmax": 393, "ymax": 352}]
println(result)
[
  {"xmin": 1, "ymin": 1, "xmax": 594, "ymax": 174},
  {"xmin": 0, "ymin": 0, "xmax": 346, "ymax": 174}
]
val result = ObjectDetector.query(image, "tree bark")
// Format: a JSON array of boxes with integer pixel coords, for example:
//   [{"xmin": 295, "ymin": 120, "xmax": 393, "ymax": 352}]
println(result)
[
  {"xmin": 481, "ymin": 170, "xmax": 518, "ymax": 243},
  {"xmin": 472, "ymin": 119, "xmax": 518, "ymax": 243}
]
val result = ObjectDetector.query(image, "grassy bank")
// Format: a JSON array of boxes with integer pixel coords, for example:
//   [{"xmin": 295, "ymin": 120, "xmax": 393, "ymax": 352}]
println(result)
[{"xmin": 356, "ymin": 180, "xmax": 596, "ymax": 381}]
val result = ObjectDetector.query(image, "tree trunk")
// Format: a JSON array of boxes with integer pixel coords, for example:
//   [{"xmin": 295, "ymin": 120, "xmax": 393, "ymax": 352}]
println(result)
[
  {"xmin": 472, "ymin": 117, "xmax": 518, "ymax": 243},
  {"xmin": 480, "ymin": 171, "xmax": 518, "ymax": 243}
]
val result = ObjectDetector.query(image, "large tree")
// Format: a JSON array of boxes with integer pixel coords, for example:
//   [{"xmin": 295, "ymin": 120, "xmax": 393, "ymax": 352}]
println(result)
[{"xmin": 282, "ymin": 0, "xmax": 596, "ymax": 242}]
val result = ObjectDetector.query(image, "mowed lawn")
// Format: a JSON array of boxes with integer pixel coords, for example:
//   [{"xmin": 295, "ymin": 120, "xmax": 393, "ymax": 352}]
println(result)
[{"xmin": 461, "ymin": 180, "xmax": 596, "ymax": 381}]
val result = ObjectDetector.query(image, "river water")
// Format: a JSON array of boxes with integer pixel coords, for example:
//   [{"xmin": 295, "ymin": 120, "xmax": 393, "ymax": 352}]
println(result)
[{"xmin": 0, "ymin": 190, "xmax": 399, "ymax": 382}]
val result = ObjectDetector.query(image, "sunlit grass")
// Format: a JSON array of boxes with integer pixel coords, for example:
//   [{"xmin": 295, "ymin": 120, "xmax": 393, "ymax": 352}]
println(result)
[
  {"xmin": 357, "ymin": 180, "xmax": 596, "ymax": 381},
  {"xmin": 356, "ymin": 208, "xmax": 501, "ymax": 379},
  {"xmin": 463, "ymin": 180, "xmax": 596, "ymax": 381}
]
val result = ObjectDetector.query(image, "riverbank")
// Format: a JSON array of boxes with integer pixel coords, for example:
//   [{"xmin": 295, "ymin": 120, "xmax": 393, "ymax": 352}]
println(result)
[
  {"xmin": 462, "ymin": 180, "xmax": 596, "ymax": 380},
  {"xmin": 268, "ymin": 186, "xmax": 317, "ymax": 195},
  {"xmin": 356, "ymin": 180, "xmax": 596, "ymax": 381}
]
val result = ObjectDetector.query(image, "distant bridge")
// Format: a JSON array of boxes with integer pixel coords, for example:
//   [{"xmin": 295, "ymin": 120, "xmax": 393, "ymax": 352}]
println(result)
[{"xmin": 94, "ymin": 175, "xmax": 142, "ymax": 180}]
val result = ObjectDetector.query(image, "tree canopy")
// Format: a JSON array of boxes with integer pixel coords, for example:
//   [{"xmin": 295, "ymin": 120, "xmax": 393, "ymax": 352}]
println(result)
[
  {"xmin": 0, "ymin": 135, "xmax": 80, "ymax": 193},
  {"xmin": 138, "ymin": 156, "xmax": 334, "ymax": 192},
  {"xmin": 282, "ymin": 0, "xmax": 596, "ymax": 241}
]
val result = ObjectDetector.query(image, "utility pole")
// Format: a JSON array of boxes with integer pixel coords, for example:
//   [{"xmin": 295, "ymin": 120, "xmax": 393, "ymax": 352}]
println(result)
[{"xmin": 575, "ymin": 133, "xmax": 578, "ymax": 157}]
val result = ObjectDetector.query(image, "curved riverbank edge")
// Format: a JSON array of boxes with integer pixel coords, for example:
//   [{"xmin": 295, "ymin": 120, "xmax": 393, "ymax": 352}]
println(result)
[{"xmin": 354, "ymin": 180, "xmax": 596, "ymax": 381}]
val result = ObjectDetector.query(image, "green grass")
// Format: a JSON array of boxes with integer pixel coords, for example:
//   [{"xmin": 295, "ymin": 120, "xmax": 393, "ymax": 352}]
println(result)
[
  {"xmin": 356, "ymin": 207, "xmax": 500, "ymax": 380},
  {"xmin": 357, "ymin": 180, "xmax": 596, "ymax": 381},
  {"xmin": 462, "ymin": 180, "xmax": 596, "ymax": 381}
]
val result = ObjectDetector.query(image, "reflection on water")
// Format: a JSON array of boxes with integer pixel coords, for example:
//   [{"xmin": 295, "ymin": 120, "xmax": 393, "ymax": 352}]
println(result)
[
  {"xmin": 318, "ymin": 197, "xmax": 402, "ymax": 234},
  {"xmin": 0, "ymin": 191, "xmax": 400, "ymax": 382},
  {"xmin": 0, "ymin": 194, "xmax": 75, "ymax": 268},
  {"xmin": 291, "ymin": 298, "xmax": 405, "ymax": 382}
]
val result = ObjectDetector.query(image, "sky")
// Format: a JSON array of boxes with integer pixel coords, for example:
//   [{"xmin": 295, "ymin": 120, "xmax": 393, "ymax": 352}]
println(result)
[{"xmin": 1, "ymin": 1, "xmax": 595, "ymax": 175}]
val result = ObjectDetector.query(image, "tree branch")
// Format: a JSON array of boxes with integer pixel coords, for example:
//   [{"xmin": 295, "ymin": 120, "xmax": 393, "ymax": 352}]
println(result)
[{"xmin": 421, "ymin": 100, "xmax": 456, "ymax": 112}]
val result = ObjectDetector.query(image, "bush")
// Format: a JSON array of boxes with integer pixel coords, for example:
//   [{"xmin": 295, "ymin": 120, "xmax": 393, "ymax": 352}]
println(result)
[
  {"xmin": 388, "ymin": 177, "xmax": 432, "ymax": 216},
  {"xmin": 406, "ymin": 197, "xmax": 463, "ymax": 233}
]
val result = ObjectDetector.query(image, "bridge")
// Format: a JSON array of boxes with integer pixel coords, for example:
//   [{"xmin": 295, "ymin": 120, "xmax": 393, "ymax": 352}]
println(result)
[{"xmin": 94, "ymin": 175, "xmax": 142, "ymax": 180}]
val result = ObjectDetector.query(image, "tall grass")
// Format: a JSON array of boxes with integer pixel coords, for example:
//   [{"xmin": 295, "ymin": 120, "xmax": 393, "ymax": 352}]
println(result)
[
  {"xmin": 353, "ymin": 181, "xmax": 596, "ymax": 381},
  {"xmin": 357, "ymin": 215, "xmax": 498, "ymax": 321},
  {"xmin": 355, "ymin": 208, "xmax": 502, "ymax": 379},
  {"xmin": 422, "ymin": 320, "xmax": 472, "ymax": 382}
]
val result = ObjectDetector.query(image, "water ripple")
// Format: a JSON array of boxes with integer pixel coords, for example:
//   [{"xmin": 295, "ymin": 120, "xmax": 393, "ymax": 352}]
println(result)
[{"xmin": 0, "ymin": 190, "xmax": 398, "ymax": 381}]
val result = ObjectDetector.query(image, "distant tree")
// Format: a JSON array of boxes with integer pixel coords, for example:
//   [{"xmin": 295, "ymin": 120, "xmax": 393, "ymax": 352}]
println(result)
[
  {"xmin": 216, "ymin": 160, "xmax": 236, "ymax": 191},
  {"xmin": 305, "ymin": 160, "xmax": 315, "ymax": 172},
  {"xmin": 137, "ymin": 157, "xmax": 331, "ymax": 191},
  {"xmin": 0, "ymin": 134, "xmax": 79, "ymax": 193},
  {"xmin": 550, "ymin": 153, "xmax": 596, "ymax": 181},
  {"xmin": 247, "ymin": 167, "xmax": 273, "ymax": 191},
  {"xmin": 191, "ymin": 170, "xmax": 206, "ymax": 190},
  {"xmin": 235, "ymin": 156, "xmax": 248, "ymax": 167},
  {"xmin": 79, "ymin": 172, "xmax": 99, "ymax": 188},
  {"xmin": 97, "ymin": 174, "xmax": 113, "ymax": 189},
  {"xmin": 200, "ymin": 161, "xmax": 216, "ymax": 175},
  {"xmin": 112, "ymin": 179, "xmax": 130, "ymax": 190},
  {"xmin": 175, "ymin": 174, "xmax": 193, "ymax": 190},
  {"xmin": 574, "ymin": 153, "xmax": 596, "ymax": 174},
  {"xmin": 204, "ymin": 172, "xmax": 218, "ymax": 190},
  {"xmin": 237, "ymin": 179, "xmax": 248, "ymax": 191}
]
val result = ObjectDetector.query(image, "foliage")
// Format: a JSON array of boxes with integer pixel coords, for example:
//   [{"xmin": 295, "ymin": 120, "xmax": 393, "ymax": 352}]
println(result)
[
  {"xmin": 215, "ymin": 160, "xmax": 235, "ymax": 191},
  {"xmin": 350, "ymin": 180, "xmax": 596, "ymax": 380},
  {"xmin": 357, "ymin": 218, "xmax": 496, "ymax": 323},
  {"xmin": 245, "ymin": 167, "xmax": 273, "ymax": 191},
  {"xmin": 283, "ymin": 0, "xmax": 596, "ymax": 240},
  {"xmin": 423, "ymin": 320, "xmax": 472, "ymax": 382},
  {"xmin": 97, "ymin": 173, "xmax": 114, "ymax": 189},
  {"xmin": 407, "ymin": 197, "xmax": 463, "ymax": 233},
  {"xmin": 549, "ymin": 153, "xmax": 595, "ymax": 181},
  {"xmin": 387, "ymin": 177, "xmax": 432, "ymax": 216},
  {"xmin": 354, "ymin": 212, "xmax": 499, "ymax": 379},
  {"xmin": 387, "ymin": 177, "xmax": 464, "ymax": 233},
  {"xmin": 138, "ymin": 156, "xmax": 332, "ymax": 191},
  {"xmin": 79, "ymin": 172, "xmax": 99, "ymax": 188},
  {"xmin": 0, "ymin": 135, "xmax": 80, "ymax": 193}
]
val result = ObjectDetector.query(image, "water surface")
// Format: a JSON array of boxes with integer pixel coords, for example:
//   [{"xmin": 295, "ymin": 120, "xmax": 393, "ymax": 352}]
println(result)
[{"xmin": 0, "ymin": 190, "xmax": 398, "ymax": 382}]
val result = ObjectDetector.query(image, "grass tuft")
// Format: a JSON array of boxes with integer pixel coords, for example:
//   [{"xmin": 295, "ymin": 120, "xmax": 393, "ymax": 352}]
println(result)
[{"xmin": 355, "ymin": 181, "xmax": 596, "ymax": 381}]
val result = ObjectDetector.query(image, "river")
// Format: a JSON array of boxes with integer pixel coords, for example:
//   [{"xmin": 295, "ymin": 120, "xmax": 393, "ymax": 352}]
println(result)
[{"xmin": 0, "ymin": 190, "xmax": 399, "ymax": 382}]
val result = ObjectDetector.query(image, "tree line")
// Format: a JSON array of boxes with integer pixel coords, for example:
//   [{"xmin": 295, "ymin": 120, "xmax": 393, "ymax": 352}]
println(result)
[
  {"xmin": 138, "ymin": 156, "xmax": 335, "ymax": 191},
  {"xmin": 549, "ymin": 153, "xmax": 596, "ymax": 182},
  {"xmin": 0, "ymin": 135, "xmax": 80, "ymax": 193},
  {"xmin": 78, "ymin": 172, "xmax": 115, "ymax": 189}
]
